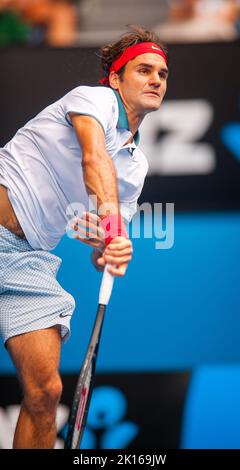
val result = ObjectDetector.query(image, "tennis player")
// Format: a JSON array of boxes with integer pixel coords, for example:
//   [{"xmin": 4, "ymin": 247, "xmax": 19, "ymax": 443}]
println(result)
[{"xmin": 0, "ymin": 25, "xmax": 168, "ymax": 448}]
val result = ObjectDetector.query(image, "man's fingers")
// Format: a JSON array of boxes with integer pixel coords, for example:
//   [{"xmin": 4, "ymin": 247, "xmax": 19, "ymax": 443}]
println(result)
[
  {"xmin": 104, "ymin": 254, "xmax": 132, "ymax": 265},
  {"xmin": 72, "ymin": 213, "xmax": 105, "ymax": 238},
  {"xmin": 97, "ymin": 256, "xmax": 105, "ymax": 266},
  {"xmin": 73, "ymin": 224, "xmax": 104, "ymax": 238},
  {"xmin": 97, "ymin": 256, "xmax": 128, "ymax": 277},
  {"xmin": 74, "ymin": 234, "xmax": 104, "ymax": 249},
  {"xmin": 107, "ymin": 263, "xmax": 127, "ymax": 277},
  {"xmin": 104, "ymin": 247, "xmax": 133, "ymax": 257},
  {"xmin": 107, "ymin": 239, "xmax": 132, "ymax": 251},
  {"xmin": 83, "ymin": 211, "xmax": 101, "ymax": 224},
  {"xmin": 74, "ymin": 226, "xmax": 103, "ymax": 241}
]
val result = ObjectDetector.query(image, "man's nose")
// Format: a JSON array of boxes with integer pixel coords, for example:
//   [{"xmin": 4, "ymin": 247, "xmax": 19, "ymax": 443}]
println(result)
[{"xmin": 148, "ymin": 72, "xmax": 161, "ymax": 87}]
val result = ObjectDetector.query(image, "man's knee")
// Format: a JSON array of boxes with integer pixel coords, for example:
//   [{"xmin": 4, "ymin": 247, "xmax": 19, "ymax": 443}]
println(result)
[{"xmin": 24, "ymin": 374, "xmax": 63, "ymax": 417}]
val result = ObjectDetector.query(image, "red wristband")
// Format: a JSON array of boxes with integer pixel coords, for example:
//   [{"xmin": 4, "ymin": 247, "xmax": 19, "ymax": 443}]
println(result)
[{"xmin": 100, "ymin": 214, "xmax": 128, "ymax": 246}]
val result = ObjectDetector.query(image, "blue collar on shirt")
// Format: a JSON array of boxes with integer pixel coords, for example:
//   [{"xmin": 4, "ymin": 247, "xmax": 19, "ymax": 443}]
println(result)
[{"xmin": 112, "ymin": 89, "xmax": 140, "ymax": 146}]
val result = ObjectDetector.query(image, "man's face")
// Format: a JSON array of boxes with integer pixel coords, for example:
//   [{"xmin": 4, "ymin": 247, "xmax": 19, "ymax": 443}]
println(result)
[{"xmin": 110, "ymin": 53, "xmax": 168, "ymax": 116}]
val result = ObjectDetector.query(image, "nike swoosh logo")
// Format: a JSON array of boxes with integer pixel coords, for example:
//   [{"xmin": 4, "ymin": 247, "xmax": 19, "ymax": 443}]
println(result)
[
  {"xmin": 59, "ymin": 312, "xmax": 72, "ymax": 318},
  {"xmin": 151, "ymin": 46, "xmax": 160, "ymax": 51}
]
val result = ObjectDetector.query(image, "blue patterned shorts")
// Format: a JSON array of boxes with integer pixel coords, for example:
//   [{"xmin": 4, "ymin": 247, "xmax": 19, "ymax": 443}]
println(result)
[{"xmin": 0, "ymin": 224, "xmax": 75, "ymax": 346}]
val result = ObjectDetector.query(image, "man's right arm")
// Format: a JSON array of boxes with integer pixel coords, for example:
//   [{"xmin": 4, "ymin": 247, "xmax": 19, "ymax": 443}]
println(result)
[
  {"xmin": 69, "ymin": 113, "xmax": 133, "ymax": 277},
  {"xmin": 69, "ymin": 113, "xmax": 119, "ymax": 215}
]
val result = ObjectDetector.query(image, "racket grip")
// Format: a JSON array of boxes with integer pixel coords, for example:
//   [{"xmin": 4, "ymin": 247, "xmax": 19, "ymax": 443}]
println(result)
[{"xmin": 98, "ymin": 265, "xmax": 114, "ymax": 305}]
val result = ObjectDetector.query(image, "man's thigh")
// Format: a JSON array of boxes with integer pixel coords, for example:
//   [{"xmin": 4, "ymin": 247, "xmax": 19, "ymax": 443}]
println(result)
[{"xmin": 6, "ymin": 327, "xmax": 62, "ymax": 390}]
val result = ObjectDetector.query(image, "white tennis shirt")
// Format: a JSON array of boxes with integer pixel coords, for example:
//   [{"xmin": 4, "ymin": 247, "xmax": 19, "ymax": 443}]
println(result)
[{"xmin": 0, "ymin": 86, "xmax": 148, "ymax": 250}]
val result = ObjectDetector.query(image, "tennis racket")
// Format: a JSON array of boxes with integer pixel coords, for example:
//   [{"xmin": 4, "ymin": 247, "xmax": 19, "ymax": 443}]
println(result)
[{"xmin": 64, "ymin": 266, "xmax": 114, "ymax": 449}]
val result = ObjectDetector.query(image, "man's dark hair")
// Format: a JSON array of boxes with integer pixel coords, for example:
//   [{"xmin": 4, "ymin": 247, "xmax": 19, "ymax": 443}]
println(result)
[{"xmin": 99, "ymin": 24, "xmax": 168, "ymax": 82}]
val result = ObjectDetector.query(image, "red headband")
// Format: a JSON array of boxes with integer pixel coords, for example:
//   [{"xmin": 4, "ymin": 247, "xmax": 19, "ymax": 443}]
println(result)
[{"xmin": 99, "ymin": 42, "xmax": 167, "ymax": 85}]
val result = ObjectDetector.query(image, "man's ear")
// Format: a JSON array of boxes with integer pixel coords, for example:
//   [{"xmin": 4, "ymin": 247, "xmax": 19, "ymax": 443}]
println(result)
[{"xmin": 109, "ymin": 71, "xmax": 120, "ymax": 90}]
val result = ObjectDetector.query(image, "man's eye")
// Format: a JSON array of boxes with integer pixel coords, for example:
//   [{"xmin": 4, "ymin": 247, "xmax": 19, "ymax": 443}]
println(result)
[
  {"xmin": 159, "ymin": 73, "xmax": 167, "ymax": 80},
  {"xmin": 139, "ymin": 69, "xmax": 148, "ymax": 74}
]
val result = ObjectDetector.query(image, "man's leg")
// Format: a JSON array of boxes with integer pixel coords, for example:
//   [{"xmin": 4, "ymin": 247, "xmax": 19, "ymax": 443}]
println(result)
[{"xmin": 6, "ymin": 326, "xmax": 62, "ymax": 449}]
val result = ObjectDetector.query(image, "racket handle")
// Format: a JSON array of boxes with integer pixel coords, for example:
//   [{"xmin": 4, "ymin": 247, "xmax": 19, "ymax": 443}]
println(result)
[{"xmin": 98, "ymin": 265, "xmax": 114, "ymax": 305}]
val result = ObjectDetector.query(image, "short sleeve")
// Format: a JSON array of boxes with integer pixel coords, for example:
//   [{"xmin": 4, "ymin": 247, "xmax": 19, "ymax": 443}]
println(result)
[
  {"xmin": 119, "ymin": 151, "xmax": 149, "ymax": 223},
  {"xmin": 61, "ymin": 86, "xmax": 117, "ymax": 135},
  {"xmin": 120, "ymin": 200, "xmax": 138, "ymax": 223}
]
